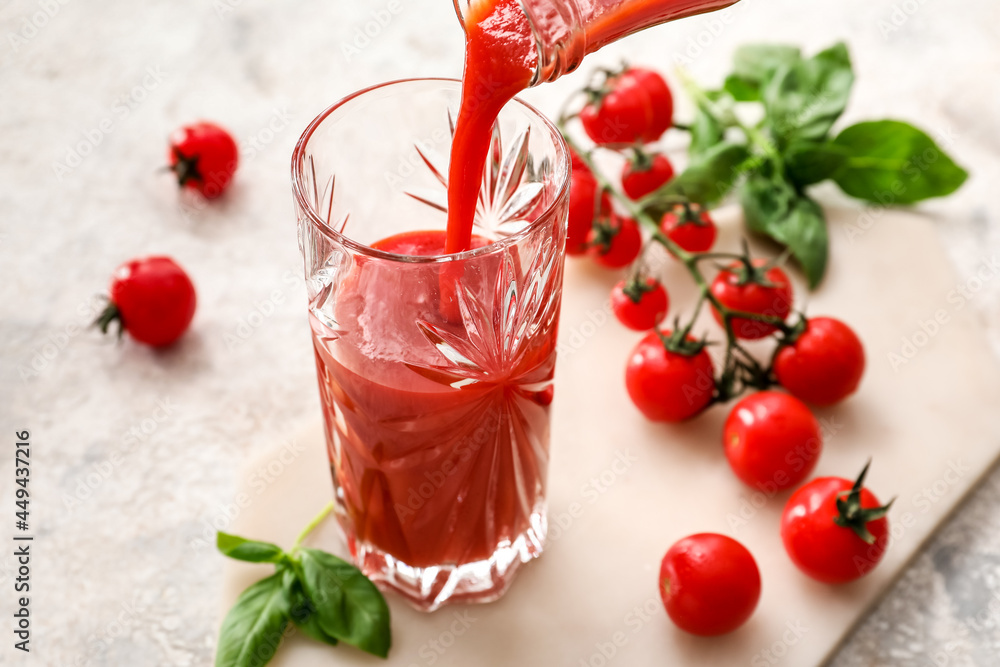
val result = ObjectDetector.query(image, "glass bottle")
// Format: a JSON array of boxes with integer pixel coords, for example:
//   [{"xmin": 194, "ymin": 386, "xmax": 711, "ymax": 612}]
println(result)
[{"xmin": 454, "ymin": 0, "xmax": 739, "ymax": 84}]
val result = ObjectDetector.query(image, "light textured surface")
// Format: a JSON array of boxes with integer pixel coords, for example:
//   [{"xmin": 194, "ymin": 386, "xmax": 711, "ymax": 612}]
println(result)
[
  {"xmin": 1, "ymin": 0, "xmax": 999, "ymax": 665},
  {"xmin": 222, "ymin": 208, "xmax": 1000, "ymax": 667}
]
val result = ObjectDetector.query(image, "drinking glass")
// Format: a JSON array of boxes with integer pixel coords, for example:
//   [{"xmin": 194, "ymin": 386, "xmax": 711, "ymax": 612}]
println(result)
[{"xmin": 291, "ymin": 78, "xmax": 570, "ymax": 611}]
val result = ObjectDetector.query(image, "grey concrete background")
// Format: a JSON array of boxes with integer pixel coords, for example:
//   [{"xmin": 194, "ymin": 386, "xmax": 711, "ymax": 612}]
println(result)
[{"xmin": 1, "ymin": 0, "xmax": 998, "ymax": 664}]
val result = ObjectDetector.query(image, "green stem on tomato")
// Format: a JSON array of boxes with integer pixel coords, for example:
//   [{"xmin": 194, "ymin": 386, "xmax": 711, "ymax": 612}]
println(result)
[
  {"xmin": 674, "ymin": 67, "xmax": 782, "ymax": 165},
  {"xmin": 558, "ymin": 117, "xmax": 790, "ymax": 402}
]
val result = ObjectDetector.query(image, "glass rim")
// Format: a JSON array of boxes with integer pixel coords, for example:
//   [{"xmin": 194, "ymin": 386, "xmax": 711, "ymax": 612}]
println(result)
[{"xmin": 290, "ymin": 77, "xmax": 571, "ymax": 265}]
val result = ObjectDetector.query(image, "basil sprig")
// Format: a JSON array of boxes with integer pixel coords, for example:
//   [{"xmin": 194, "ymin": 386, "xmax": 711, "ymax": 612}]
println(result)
[
  {"xmin": 645, "ymin": 42, "xmax": 968, "ymax": 287},
  {"xmin": 215, "ymin": 503, "xmax": 391, "ymax": 666}
]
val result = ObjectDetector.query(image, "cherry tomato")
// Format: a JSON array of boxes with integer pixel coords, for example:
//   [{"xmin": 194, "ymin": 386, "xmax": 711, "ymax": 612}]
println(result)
[
  {"xmin": 587, "ymin": 215, "xmax": 642, "ymax": 269},
  {"xmin": 621, "ymin": 153, "xmax": 674, "ymax": 200},
  {"xmin": 168, "ymin": 121, "xmax": 238, "ymax": 199},
  {"xmin": 781, "ymin": 462, "xmax": 892, "ymax": 584},
  {"xmin": 627, "ymin": 68, "xmax": 673, "ymax": 140},
  {"xmin": 611, "ymin": 277, "xmax": 669, "ymax": 331},
  {"xmin": 567, "ymin": 163, "xmax": 611, "ymax": 256},
  {"xmin": 95, "ymin": 256, "xmax": 197, "ymax": 347},
  {"xmin": 723, "ymin": 391, "xmax": 821, "ymax": 492},
  {"xmin": 710, "ymin": 260, "xmax": 793, "ymax": 340},
  {"xmin": 580, "ymin": 67, "xmax": 673, "ymax": 145},
  {"xmin": 625, "ymin": 331, "xmax": 714, "ymax": 422},
  {"xmin": 659, "ymin": 533, "xmax": 761, "ymax": 636},
  {"xmin": 774, "ymin": 317, "xmax": 865, "ymax": 406},
  {"xmin": 659, "ymin": 203, "xmax": 717, "ymax": 254}
]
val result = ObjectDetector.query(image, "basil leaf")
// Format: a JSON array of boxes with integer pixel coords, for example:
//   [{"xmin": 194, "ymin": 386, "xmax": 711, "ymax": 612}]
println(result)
[
  {"xmin": 832, "ymin": 120, "xmax": 968, "ymax": 204},
  {"xmin": 723, "ymin": 73, "xmax": 761, "ymax": 102},
  {"xmin": 689, "ymin": 106, "xmax": 725, "ymax": 159},
  {"xmin": 215, "ymin": 572, "xmax": 290, "ymax": 667},
  {"xmin": 703, "ymin": 88, "xmax": 728, "ymax": 103},
  {"xmin": 731, "ymin": 44, "xmax": 802, "ymax": 87},
  {"xmin": 657, "ymin": 141, "xmax": 751, "ymax": 207},
  {"xmin": 298, "ymin": 548, "xmax": 391, "ymax": 658},
  {"xmin": 282, "ymin": 568, "xmax": 339, "ymax": 647},
  {"xmin": 742, "ymin": 173, "xmax": 829, "ymax": 287},
  {"xmin": 784, "ymin": 141, "xmax": 848, "ymax": 187},
  {"xmin": 217, "ymin": 532, "xmax": 286, "ymax": 564},
  {"xmin": 763, "ymin": 42, "xmax": 854, "ymax": 145}
]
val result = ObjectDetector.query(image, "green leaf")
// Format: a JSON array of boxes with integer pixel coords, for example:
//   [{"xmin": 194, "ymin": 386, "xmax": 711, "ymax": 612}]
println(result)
[
  {"xmin": 689, "ymin": 106, "xmax": 725, "ymax": 159},
  {"xmin": 832, "ymin": 120, "xmax": 969, "ymax": 204},
  {"xmin": 763, "ymin": 42, "xmax": 854, "ymax": 145},
  {"xmin": 742, "ymin": 172, "xmax": 829, "ymax": 287},
  {"xmin": 703, "ymin": 88, "xmax": 728, "ymax": 103},
  {"xmin": 282, "ymin": 568, "xmax": 339, "ymax": 647},
  {"xmin": 215, "ymin": 572, "xmax": 291, "ymax": 667},
  {"xmin": 784, "ymin": 141, "xmax": 848, "ymax": 187},
  {"xmin": 656, "ymin": 141, "xmax": 751, "ymax": 207},
  {"xmin": 217, "ymin": 533, "xmax": 286, "ymax": 564},
  {"xmin": 723, "ymin": 73, "xmax": 761, "ymax": 102},
  {"xmin": 298, "ymin": 548, "xmax": 391, "ymax": 658},
  {"xmin": 731, "ymin": 44, "xmax": 802, "ymax": 87}
]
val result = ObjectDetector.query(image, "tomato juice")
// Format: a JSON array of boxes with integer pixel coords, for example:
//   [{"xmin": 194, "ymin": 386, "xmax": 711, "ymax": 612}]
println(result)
[{"xmin": 310, "ymin": 225, "xmax": 563, "ymax": 606}]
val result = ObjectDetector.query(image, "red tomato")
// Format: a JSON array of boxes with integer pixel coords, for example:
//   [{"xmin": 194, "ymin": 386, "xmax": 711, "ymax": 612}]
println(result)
[
  {"xmin": 611, "ymin": 277, "xmax": 669, "ymax": 331},
  {"xmin": 621, "ymin": 153, "xmax": 674, "ymax": 200},
  {"xmin": 723, "ymin": 391, "xmax": 822, "ymax": 492},
  {"xmin": 659, "ymin": 533, "xmax": 761, "ymax": 636},
  {"xmin": 168, "ymin": 121, "xmax": 238, "ymax": 199},
  {"xmin": 781, "ymin": 463, "xmax": 891, "ymax": 584},
  {"xmin": 625, "ymin": 331, "xmax": 714, "ymax": 422},
  {"xmin": 774, "ymin": 317, "xmax": 865, "ymax": 406},
  {"xmin": 710, "ymin": 260, "xmax": 793, "ymax": 339},
  {"xmin": 580, "ymin": 67, "xmax": 673, "ymax": 145},
  {"xmin": 96, "ymin": 256, "xmax": 197, "ymax": 347},
  {"xmin": 627, "ymin": 68, "xmax": 673, "ymax": 140},
  {"xmin": 567, "ymin": 164, "xmax": 611, "ymax": 256},
  {"xmin": 587, "ymin": 215, "xmax": 642, "ymax": 269},
  {"xmin": 659, "ymin": 203, "xmax": 717, "ymax": 254}
]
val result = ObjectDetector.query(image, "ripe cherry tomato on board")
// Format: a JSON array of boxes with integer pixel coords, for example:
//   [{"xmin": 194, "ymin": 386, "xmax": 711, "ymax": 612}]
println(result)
[
  {"xmin": 774, "ymin": 317, "xmax": 866, "ymax": 406},
  {"xmin": 587, "ymin": 215, "xmax": 642, "ymax": 269},
  {"xmin": 580, "ymin": 67, "xmax": 673, "ymax": 145},
  {"xmin": 781, "ymin": 461, "xmax": 893, "ymax": 584},
  {"xmin": 625, "ymin": 331, "xmax": 714, "ymax": 422},
  {"xmin": 723, "ymin": 391, "xmax": 822, "ymax": 492},
  {"xmin": 659, "ymin": 533, "xmax": 761, "ymax": 636},
  {"xmin": 95, "ymin": 256, "xmax": 197, "ymax": 347},
  {"xmin": 659, "ymin": 202, "xmax": 717, "ymax": 254},
  {"xmin": 611, "ymin": 277, "xmax": 669, "ymax": 331},
  {"xmin": 567, "ymin": 161, "xmax": 611, "ymax": 256},
  {"xmin": 710, "ymin": 259, "xmax": 793, "ymax": 340},
  {"xmin": 621, "ymin": 152, "xmax": 674, "ymax": 200},
  {"xmin": 168, "ymin": 121, "xmax": 239, "ymax": 199}
]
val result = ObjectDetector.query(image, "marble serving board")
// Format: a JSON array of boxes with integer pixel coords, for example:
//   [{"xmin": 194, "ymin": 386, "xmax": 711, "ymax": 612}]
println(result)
[{"xmin": 220, "ymin": 206, "xmax": 1000, "ymax": 666}]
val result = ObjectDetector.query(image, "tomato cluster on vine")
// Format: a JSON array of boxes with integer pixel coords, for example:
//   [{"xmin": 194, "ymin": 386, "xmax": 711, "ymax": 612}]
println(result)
[{"xmin": 560, "ymin": 64, "xmax": 892, "ymax": 636}]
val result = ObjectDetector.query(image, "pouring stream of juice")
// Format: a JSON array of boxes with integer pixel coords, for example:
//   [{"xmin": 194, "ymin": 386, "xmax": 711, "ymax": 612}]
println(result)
[
  {"xmin": 444, "ymin": 0, "xmax": 536, "ymax": 254},
  {"xmin": 444, "ymin": 0, "xmax": 739, "ymax": 254}
]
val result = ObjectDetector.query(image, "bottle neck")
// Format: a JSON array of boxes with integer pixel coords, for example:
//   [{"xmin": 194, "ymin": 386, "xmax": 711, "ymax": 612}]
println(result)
[
  {"xmin": 517, "ymin": 0, "xmax": 587, "ymax": 85},
  {"xmin": 452, "ymin": 0, "xmax": 583, "ymax": 85},
  {"xmin": 455, "ymin": 0, "xmax": 741, "ymax": 86}
]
